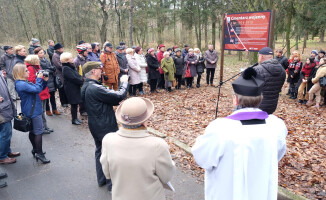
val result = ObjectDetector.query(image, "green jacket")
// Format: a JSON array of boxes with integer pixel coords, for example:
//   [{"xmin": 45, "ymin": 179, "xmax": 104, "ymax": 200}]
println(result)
[{"xmin": 161, "ymin": 57, "xmax": 176, "ymax": 81}]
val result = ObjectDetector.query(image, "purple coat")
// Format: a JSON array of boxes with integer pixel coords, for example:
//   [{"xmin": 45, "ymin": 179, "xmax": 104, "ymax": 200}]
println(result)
[{"xmin": 184, "ymin": 54, "xmax": 198, "ymax": 77}]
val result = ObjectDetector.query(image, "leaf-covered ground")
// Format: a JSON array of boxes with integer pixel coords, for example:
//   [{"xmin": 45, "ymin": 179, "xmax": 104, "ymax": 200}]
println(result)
[
  {"xmin": 142, "ymin": 55, "xmax": 326, "ymax": 199},
  {"xmin": 57, "ymin": 41, "xmax": 326, "ymax": 199}
]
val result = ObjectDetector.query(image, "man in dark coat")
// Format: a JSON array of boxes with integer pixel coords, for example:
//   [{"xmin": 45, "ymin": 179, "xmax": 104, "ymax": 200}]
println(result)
[
  {"xmin": 254, "ymin": 47, "xmax": 286, "ymax": 114},
  {"xmin": 115, "ymin": 46, "xmax": 129, "ymax": 85},
  {"xmin": 0, "ymin": 46, "xmax": 16, "ymax": 100},
  {"xmin": 52, "ymin": 43, "xmax": 68, "ymax": 107},
  {"xmin": 182, "ymin": 44, "xmax": 190, "ymax": 61},
  {"xmin": 275, "ymin": 49, "xmax": 289, "ymax": 70},
  {"xmin": 81, "ymin": 61, "xmax": 128, "ymax": 191},
  {"xmin": 28, "ymin": 38, "xmax": 40, "ymax": 54},
  {"xmin": 47, "ymin": 40, "xmax": 55, "ymax": 64}
]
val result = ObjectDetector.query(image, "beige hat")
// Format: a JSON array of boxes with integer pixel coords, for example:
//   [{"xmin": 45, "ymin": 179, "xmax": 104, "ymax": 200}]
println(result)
[{"xmin": 116, "ymin": 97, "xmax": 154, "ymax": 126}]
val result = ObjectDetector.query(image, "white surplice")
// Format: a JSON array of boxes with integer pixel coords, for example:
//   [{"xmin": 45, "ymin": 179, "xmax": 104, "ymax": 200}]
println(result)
[{"xmin": 192, "ymin": 108, "xmax": 288, "ymax": 200}]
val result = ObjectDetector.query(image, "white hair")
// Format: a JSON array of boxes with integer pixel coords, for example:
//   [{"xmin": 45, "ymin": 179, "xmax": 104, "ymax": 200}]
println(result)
[
  {"xmin": 84, "ymin": 70, "xmax": 93, "ymax": 78},
  {"xmin": 163, "ymin": 51, "xmax": 170, "ymax": 57}
]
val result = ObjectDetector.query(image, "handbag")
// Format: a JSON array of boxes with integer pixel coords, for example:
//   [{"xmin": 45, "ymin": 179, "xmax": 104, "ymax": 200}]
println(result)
[
  {"xmin": 319, "ymin": 75, "xmax": 326, "ymax": 87},
  {"xmin": 13, "ymin": 95, "xmax": 36, "ymax": 132},
  {"xmin": 185, "ymin": 63, "xmax": 192, "ymax": 78},
  {"xmin": 55, "ymin": 76, "xmax": 63, "ymax": 89},
  {"xmin": 172, "ymin": 79, "xmax": 177, "ymax": 87}
]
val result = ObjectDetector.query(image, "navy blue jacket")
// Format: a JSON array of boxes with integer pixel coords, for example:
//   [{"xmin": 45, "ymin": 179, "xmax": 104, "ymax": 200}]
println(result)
[{"xmin": 15, "ymin": 78, "xmax": 47, "ymax": 118}]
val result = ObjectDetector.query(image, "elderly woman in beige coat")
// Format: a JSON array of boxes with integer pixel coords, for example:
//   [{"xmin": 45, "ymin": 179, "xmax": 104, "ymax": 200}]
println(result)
[
  {"xmin": 100, "ymin": 97, "xmax": 175, "ymax": 200},
  {"xmin": 126, "ymin": 48, "xmax": 141, "ymax": 96}
]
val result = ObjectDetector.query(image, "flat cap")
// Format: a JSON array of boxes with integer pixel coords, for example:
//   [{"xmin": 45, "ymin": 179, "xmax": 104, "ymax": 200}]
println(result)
[{"xmin": 82, "ymin": 61, "xmax": 102, "ymax": 75}]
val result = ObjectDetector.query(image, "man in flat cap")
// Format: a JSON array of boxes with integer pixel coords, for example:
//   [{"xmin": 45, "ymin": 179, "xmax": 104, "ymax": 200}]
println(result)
[
  {"xmin": 81, "ymin": 61, "xmax": 129, "ymax": 191},
  {"xmin": 254, "ymin": 47, "xmax": 286, "ymax": 114},
  {"xmin": 0, "ymin": 46, "xmax": 16, "ymax": 100},
  {"xmin": 192, "ymin": 67, "xmax": 288, "ymax": 200}
]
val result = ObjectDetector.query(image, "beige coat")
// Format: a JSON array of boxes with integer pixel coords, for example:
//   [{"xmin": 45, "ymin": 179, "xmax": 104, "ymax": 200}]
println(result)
[
  {"xmin": 100, "ymin": 127, "xmax": 175, "ymax": 200},
  {"xmin": 312, "ymin": 65, "xmax": 326, "ymax": 84}
]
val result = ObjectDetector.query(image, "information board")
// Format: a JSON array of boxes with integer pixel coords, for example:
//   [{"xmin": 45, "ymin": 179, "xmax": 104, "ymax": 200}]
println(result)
[{"xmin": 224, "ymin": 11, "xmax": 271, "ymax": 52}]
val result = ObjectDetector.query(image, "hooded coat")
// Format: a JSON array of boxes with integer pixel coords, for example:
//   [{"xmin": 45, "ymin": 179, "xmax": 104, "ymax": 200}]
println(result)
[{"xmin": 100, "ymin": 52, "xmax": 120, "ymax": 85}]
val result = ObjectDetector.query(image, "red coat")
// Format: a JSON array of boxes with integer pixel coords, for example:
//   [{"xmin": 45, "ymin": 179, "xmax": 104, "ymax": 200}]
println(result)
[
  {"xmin": 301, "ymin": 63, "xmax": 316, "ymax": 77},
  {"xmin": 26, "ymin": 63, "xmax": 50, "ymax": 100},
  {"xmin": 157, "ymin": 51, "xmax": 164, "ymax": 74}
]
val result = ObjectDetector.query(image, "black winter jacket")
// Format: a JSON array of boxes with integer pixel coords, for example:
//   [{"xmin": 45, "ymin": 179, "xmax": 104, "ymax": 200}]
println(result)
[
  {"xmin": 116, "ymin": 52, "xmax": 129, "ymax": 76},
  {"xmin": 307, "ymin": 65, "xmax": 321, "ymax": 90},
  {"xmin": 254, "ymin": 59, "xmax": 286, "ymax": 114},
  {"xmin": 47, "ymin": 46, "xmax": 54, "ymax": 63},
  {"xmin": 40, "ymin": 57, "xmax": 56, "ymax": 92},
  {"xmin": 62, "ymin": 63, "xmax": 84, "ymax": 104},
  {"xmin": 146, "ymin": 54, "xmax": 160, "ymax": 80},
  {"xmin": 81, "ymin": 79, "xmax": 128, "ymax": 141},
  {"xmin": 275, "ymin": 55, "xmax": 289, "ymax": 70},
  {"xmin": 0, "ymin": 53, "xmax": 15, "ymax": 79},
  {"xmin": 196, "ymin": 54, "xmax": 205, "ymax": 74},
  {"xmin": 173, "ymin": 55, "xmax": 184, "ymax": 76}
]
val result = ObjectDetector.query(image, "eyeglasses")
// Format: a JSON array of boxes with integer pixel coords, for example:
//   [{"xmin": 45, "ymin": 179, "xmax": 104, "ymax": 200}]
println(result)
[{"xmin": 25, "ymin": 69, "xmax": 29, "ymax": 72}]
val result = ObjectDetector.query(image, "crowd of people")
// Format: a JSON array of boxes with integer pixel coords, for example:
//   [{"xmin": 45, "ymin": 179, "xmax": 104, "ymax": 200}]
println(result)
[
  {"xmin": 275, "ymin": 49, "xmax": 326, "ymax": 109},
  {"xmin": 0, "ymin": 36, "xmax": 324, "ymax": 200}
]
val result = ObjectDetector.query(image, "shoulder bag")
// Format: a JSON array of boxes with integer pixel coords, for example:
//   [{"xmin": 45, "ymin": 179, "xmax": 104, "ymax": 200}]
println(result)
[{"xmin": 13, "ymin": 95, "xmax": 36, "ymax": 132}]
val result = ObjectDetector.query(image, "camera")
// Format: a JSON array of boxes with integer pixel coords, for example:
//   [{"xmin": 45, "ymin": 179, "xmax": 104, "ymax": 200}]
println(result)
[{"xmin": 36, "ymin": 70, "xmax": 49, "ymax": 78}]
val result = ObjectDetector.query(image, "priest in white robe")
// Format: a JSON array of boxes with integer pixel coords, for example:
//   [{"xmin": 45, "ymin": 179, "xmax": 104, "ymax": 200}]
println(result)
[{"xmin": 192, "ymin": 67, "xmax": 288, "ymax": 200}]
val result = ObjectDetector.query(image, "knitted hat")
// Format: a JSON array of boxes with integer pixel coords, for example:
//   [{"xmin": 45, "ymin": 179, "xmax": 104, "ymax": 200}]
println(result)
[
  {"xmin": 105, "ymin": 43, "xmax": 113, "ymax": 48},
  {"xmin": 82, "ymin": 61, "xmax": 102, "ymax": 74},
  {"xmin": 311, "ymin": 50, "xmax": 318, "ymax": 55},
  {"xmin": 31, "ymin": 38, "xmax": 39, "ymax": 45},
  {"xmin": 148, "ymin": 48, "xmax": 155, "ymax": 54},
  {"xmin": 54, "ymin": 43, "xmax": 64, "ymax": 50},
  {"xmin": 159, "ymin": 44, "xmax": 165, "ymax": 49}
]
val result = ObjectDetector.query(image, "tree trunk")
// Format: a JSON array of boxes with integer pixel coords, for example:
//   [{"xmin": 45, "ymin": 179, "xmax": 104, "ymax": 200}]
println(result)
[
  {"xmin": 47, "ymin": 0, "xmax": 64, "ymax": 43},
  {"xmin": 320, "ymin": 29, "xmax": 325, "ymax": 42},
  {"xmin": 129, "ymin": 0, "xmax": 134, "ymax": 47},
  {"xmin": 196, "ymin": 0, "xmax": 201, "ymax": 49},
  {"xmin": 285, "ymin": 0, "xmax": 293, "ymax": 58},
  {"xmin": 212, "ymin": 13, "xmax": 216, "ymax": 49},
  {"xmin": 98, "ymin": 0, "xmax": 108, "ymax": 45},
  {"xmin": 14, "ymin": 0, "xmax": 30, "ymax": 41}
]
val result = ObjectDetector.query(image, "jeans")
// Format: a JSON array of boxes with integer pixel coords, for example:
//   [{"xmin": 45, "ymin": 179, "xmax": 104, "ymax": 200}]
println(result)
[
  {"xmin": 46, "ymin": 91, "xmax": 57, "ymax": 111},
  {"xmin": 129, "ymin": 85, "xmax": 137, "ymax": 96},
  {"xmin": 94, "ymin": 138, "xmax": 112, "ymax": 189},
  {"xmin": 0, "ymin": 121, "xmax": 12, "ymax": 160},
  {"xmin": 41, "ymin": 100, "xmax": 48, "ymax": 129},
  {"xmin": 138, "ymin": 82, "xmax": 144, "ymax": 92},
  {"xmin": 206, "ymin": 68, "xmax": 216, "ymax": 84}
]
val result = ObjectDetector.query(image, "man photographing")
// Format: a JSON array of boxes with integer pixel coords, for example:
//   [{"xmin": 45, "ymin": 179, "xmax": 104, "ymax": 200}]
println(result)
[
  {"xmin": 254, "ymin": 47, "xmax": 286, "ymax": 114},
  {"xmin": 81, "ymin": 61, "xmax": 128, "ymax": 191}
]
